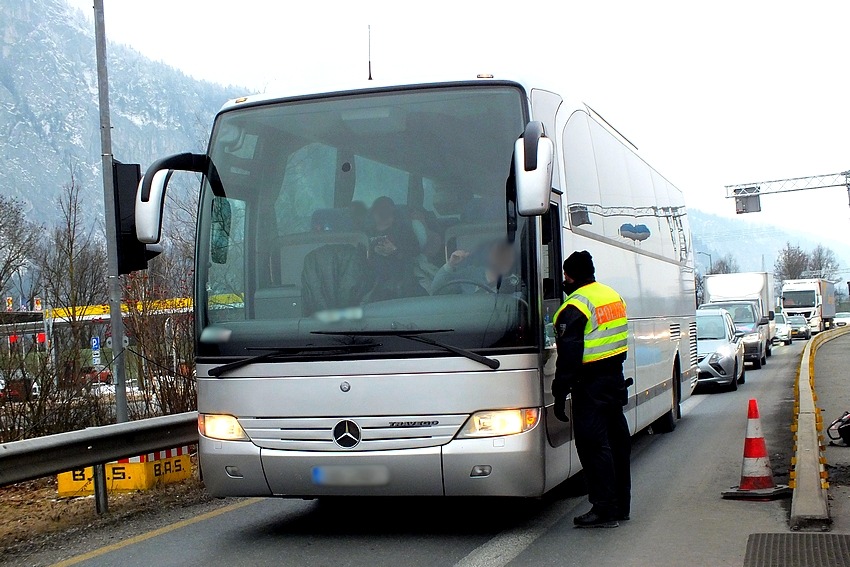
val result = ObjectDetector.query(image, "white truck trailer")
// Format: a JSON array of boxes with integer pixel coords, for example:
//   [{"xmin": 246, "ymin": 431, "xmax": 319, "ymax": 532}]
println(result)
[{"xmin": 781, "ymin": 278, "xmax": 836, "ymax": 332}]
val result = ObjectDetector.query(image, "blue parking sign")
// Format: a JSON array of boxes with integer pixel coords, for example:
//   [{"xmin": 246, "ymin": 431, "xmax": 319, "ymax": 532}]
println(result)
[{"xmin": 91, "ymin": 337, "xmax": 100, "ymax": 351}]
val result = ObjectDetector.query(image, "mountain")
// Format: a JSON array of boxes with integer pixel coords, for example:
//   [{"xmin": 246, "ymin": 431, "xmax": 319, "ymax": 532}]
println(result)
[
  {"xmin": 1, "ymin": 0, "xmax": 847, "ymax": 288},
  {"xmin": 689, "ymin": 209, "xmax": 850, "ymax": 282},
  {"xmin": 0, "ymin": 0, "xmax": 240, "ymax": 224}
]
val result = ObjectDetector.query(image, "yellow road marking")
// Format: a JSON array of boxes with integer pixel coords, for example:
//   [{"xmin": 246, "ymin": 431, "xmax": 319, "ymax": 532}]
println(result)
[{"xmin": 51, "ymin": 498, "xmax": 260, "ymax": 566}]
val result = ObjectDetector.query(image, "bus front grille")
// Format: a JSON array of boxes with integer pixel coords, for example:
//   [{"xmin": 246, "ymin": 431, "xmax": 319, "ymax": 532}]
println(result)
[{"xmin": 238, "ymin": 414, "xmax": 469, "ymax": 452}]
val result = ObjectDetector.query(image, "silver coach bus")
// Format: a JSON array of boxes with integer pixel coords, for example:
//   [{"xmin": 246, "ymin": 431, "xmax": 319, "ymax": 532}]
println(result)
[{"xmin": 136, "ymin": 76, "xmax": 698, "ymax": 497}]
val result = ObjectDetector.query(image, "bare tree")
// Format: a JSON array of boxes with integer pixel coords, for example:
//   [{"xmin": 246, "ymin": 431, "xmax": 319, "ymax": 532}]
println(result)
[
  {"xmin": 36, "ymin": 176, "xmax": 108, "ymax": 391},
  {"xmin": 121, "ymin": 184, "xmax": 199, "ymax": 417},
  {"xmin": 808, "ymin": 245, "xmax": 840, "ymax": 279},
  {"xmin": 0, "ymin": 196, "xmax": 43, "ymax": 293},
  {"xmin": 1, "ymin": 176, "xmax": 113, "ymax": 441},
  {"xmin": 774, "ymin": 242, "xmax": 810, "ymax": 282},
  {"xmin": 709, "ymin": 253, "xmax": 739, "ymax": 274}
]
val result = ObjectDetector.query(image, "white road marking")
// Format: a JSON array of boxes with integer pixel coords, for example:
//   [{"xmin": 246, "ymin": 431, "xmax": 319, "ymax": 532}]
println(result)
[
  {"xmin": 453, "ymin": 500, "xmax": 576, "ymax": 567},
  {"xmin": 454, "ymin": 393, "xmax": 711, "ymax": 567}
]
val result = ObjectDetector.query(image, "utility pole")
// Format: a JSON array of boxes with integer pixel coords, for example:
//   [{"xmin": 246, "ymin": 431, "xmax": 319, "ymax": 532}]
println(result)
[{"xmin": 94, "ymin": 0, "xmax": 128, "ymax": 425}]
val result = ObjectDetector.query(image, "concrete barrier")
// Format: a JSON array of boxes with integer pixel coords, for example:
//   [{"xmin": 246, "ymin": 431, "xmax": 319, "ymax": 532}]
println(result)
[{"xmin": 790, "ymin": 327, "xmax": 850, "ymax": 530}]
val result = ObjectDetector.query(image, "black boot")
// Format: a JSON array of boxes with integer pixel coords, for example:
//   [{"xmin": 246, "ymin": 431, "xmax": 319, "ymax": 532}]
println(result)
[{"xmin": 573, "ymin": 509, "xmax": 619, "ymax": 528}]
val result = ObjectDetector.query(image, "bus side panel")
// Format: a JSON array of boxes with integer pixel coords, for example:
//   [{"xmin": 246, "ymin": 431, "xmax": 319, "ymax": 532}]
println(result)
[{"xmin": 558, "ymin": 107, "xmax": 694, "ymax": 432}]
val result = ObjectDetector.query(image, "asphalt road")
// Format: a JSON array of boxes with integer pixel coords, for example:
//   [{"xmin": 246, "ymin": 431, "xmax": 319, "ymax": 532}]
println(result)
[{"xmin": 36, "ymin": 341, "xmax": 805, "ymax": 567}]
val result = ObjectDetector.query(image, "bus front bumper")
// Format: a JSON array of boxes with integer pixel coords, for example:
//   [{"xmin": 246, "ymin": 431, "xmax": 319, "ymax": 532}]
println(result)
[{"xmin": 199, "ymin": 426, "xmax": 545, "ymax": 498}]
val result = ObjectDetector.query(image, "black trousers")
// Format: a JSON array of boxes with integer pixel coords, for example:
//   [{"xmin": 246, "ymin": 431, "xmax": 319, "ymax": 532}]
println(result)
[{"xmin": 572, "ymin": 372, "xmax": 631, "ymax": 516}]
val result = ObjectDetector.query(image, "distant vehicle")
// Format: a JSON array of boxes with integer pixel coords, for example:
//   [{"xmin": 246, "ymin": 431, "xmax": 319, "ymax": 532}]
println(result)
[
  {"xmin": 698, "ymin": 301, "xmax": 768, "ymax": 369},
  {"xmin": 788, "ymin": 315, "xmax": 811, "ymax": 340},
  {"xmin": 0, "ymin": 371, "xmax": 36, "ymax": 402},
  {"xmin": 703, "ymin": 272, "xmax": 775, "ymax": 353},
  {"xmin": 782, "ymin": 279, "xmax": 836, "ymax": 333},
  {"xmin": 89, "ymin": 382, "xmax": 116, "ymax": 397},
  {"xmin": 81, "ymin": 365, "xmax": 112, "ymax": 384},
  {"xmin": 773, "ymin": 312, "xmax": 792, "ymax": 345},
  {"xmin": 696, "ymin": 309, "xmax": 745, "ymax": 390},
  {"xmin": 834, "ymin": 312, "xmax": 850, "ymax": 327}
]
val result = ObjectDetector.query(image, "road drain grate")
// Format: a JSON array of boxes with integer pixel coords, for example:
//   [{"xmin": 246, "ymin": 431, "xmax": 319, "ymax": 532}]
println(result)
[{"xmin": 744, "ymin": 533, "xmax": 850, "ymax": 566}]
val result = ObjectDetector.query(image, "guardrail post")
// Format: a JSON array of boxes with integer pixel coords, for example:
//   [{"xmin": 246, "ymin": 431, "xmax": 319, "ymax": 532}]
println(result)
[{"xmin": 93, "ymin": 463, "xmax": 109, "ymax": 514}]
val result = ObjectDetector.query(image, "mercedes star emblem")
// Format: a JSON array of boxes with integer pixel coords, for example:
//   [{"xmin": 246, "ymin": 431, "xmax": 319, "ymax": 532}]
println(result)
[{"xmin": 332, "ymin": 420, "xmax": 362, "ymax": 448}]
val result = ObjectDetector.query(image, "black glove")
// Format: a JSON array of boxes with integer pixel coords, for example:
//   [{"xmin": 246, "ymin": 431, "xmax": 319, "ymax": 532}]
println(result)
[
  {"xmin": 554, "ymin": 398, "xmax": 569, "ymax": 422},
  {"xmin": 552, "ymin": 379, "xmax": 570, "ymax": 423}
]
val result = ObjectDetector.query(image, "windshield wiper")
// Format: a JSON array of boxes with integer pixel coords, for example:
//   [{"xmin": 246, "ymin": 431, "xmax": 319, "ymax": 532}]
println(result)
[
  {"xmin": 208, "ymin": 343, "xmax": 379, "ymax": 377},
  {"xmin": 311, "ymin": 329, "xmax": 500, "ymax": 370}
]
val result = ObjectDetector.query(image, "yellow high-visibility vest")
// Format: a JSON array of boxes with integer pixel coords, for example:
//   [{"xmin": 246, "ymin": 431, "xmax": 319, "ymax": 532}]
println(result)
[{"xmin": 553, "ymin": 281, "xmax": 629, "ymax": 363}]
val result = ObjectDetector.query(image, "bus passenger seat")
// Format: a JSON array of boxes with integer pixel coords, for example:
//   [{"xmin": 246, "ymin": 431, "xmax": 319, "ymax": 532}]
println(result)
[
  {"xmin": 301, "ymin": 243, "xmax": 370, "ymax": 316},
  {"xmin": 254, "ymin": 230, "xmax": 369, "ymax": 319}
]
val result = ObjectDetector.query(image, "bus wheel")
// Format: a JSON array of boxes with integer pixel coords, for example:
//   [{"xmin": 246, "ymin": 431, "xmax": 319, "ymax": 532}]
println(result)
[{"xmin": 651, "ymin": 366, "xmax": 679, "ymax": 434}]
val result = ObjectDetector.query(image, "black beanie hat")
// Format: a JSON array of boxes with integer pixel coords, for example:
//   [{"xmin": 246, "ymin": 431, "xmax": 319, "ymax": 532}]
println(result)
[{"xmin": 563, "ymin": 251, "xmax": 595, "ymax": 281}]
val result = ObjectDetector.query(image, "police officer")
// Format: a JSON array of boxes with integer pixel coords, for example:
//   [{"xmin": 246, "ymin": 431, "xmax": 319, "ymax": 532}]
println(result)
[{"xmin": 552, "ymin": 251, "xmax": 630, "ymax": 528}]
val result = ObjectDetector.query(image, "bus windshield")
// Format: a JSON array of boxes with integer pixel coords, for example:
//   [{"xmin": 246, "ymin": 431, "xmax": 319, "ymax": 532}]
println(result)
[
  {"xmin": 196, "ymin": 85, "xmax": 536, "ymax": 359},
  {"xmin": 783, "ymin": 290, "xmax": 816, "ymax": 308}
]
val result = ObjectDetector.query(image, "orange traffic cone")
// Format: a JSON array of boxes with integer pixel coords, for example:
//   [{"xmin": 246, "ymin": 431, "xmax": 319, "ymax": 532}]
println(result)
[{"xmin": 722, "ymin": 398, "xmax": 791, "ymax": 500}]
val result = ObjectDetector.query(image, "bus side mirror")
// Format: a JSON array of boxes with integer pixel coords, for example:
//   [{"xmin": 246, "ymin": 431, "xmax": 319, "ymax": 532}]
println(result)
[
  {"xmin": 514, "ymin": 121, "xmax": 553, "ymax": 216},
  {"xmin": 136, "ymin": 168, "xmax": 172, "ymax": 244},
  {"xmin": 136, "ymin": 152, "xmax": 218, "ymax": 244}
]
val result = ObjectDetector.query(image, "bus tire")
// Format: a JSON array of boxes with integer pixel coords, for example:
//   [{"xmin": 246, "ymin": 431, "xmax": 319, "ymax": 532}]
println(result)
[{"xmin": 651, "ymin": 365, "xmax": 679, "ymax": 434}]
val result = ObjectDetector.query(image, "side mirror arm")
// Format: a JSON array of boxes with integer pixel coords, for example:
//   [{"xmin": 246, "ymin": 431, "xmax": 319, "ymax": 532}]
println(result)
[
  {"xmin": 139, "ymin": 153, "xmax": 225, "ymax": 202},
  {"xmin": 136, "ymin": 152, "xmax": 225, "ymax": 244}
]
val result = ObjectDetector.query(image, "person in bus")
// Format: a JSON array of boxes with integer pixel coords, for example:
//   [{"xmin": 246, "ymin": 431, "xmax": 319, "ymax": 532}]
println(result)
[
  {"xmin": 430, "ymin": 239, "xmax": 520, "ymax": 296},
  {"xmin": 552, "ymin": 251, "xmax": 630, "ymax": 529},
  {"xmin": 365, "ymin": 197, "xmax": 421, "ymax": 301}
]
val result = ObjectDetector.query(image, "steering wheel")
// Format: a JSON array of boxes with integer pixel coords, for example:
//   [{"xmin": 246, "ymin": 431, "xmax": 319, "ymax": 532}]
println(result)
[
  {"xmin": 431, "ymin": 279, "xmax": 497, "ymax": 295},
  {"xmin": 431, "ymin": 278, "xmax": 530, "ymax": 310}
]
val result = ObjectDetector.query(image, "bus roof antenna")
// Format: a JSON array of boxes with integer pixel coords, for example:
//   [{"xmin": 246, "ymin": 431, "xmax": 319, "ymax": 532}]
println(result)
[{"xmin": 368, "ymin": 25, "xmax": 373, "ymax": 80}]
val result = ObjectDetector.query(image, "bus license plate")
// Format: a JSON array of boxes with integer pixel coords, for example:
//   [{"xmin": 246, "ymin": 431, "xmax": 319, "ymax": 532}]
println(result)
[{"xmin": 312, "ymin": 465, "xmax": 390, "ymax": 487}]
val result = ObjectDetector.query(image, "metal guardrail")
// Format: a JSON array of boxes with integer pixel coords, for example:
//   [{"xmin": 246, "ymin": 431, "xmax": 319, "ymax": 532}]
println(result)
[
  {"xmin": 790, "ymin": 327, "xmax": 850, "ymax": 530},
  {"xmin": 0, "ymin": 411, "xmax": 198, "ymax": 488}
]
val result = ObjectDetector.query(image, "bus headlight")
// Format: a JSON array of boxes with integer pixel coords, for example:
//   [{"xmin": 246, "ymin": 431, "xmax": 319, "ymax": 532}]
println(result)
[
  {"xmin": 457, "ymin": 408, "xmax": 540, "ymax": 438},
  {"xmin": 199, "ymin": 414, "xmax": 249, "ymax": 441}
]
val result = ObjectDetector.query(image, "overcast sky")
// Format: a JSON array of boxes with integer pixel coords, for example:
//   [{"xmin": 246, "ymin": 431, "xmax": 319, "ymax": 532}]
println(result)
[{"xmin": 70, "ymin": 0, "xmax": 850, "ymax": 250}]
